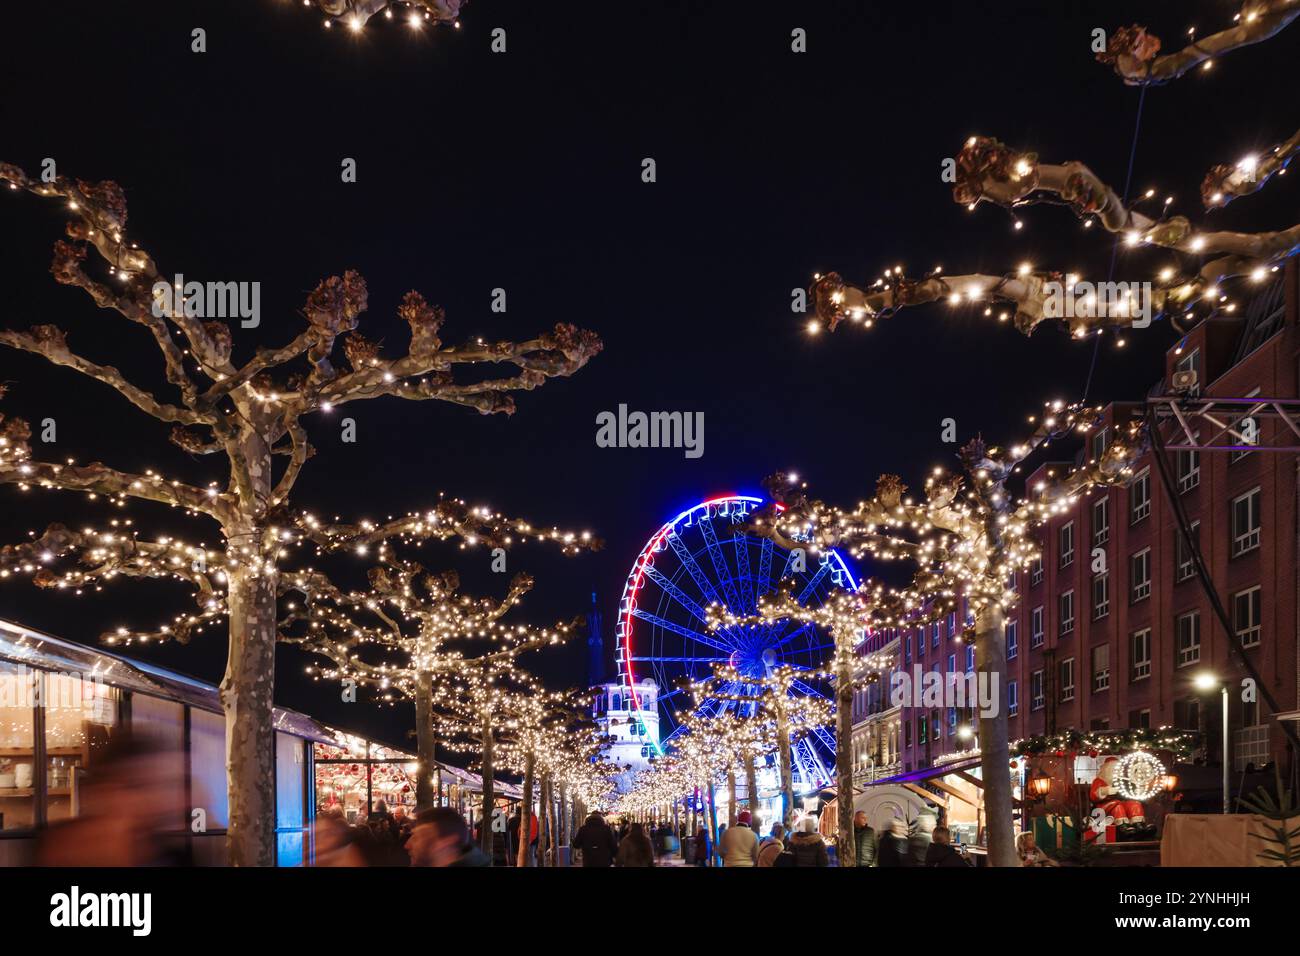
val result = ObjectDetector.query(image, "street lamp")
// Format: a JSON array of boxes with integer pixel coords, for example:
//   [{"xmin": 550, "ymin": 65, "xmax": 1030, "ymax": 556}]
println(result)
[{"xmin": 1194, "ymin": 672, "xmax": 1230, "ymax": 814}]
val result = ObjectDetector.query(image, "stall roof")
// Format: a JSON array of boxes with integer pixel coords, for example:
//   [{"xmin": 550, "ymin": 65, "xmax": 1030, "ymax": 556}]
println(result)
[{"xmin": 866, "ymin": 755, "xmax": 983, "ymax": 787}]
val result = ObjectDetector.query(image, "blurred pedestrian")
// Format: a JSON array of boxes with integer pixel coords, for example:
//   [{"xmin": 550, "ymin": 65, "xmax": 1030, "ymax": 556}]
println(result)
[
  {"xmin": 573, "ymin": 810, "xmax": 619, "ymax": 867},
  {"xmin": 615, "ymin": 821, "xmax": 656, "ymax": 866},
  {"xmin": 408, "ymin": 807, "xmax": 491, "ymax": 866}
]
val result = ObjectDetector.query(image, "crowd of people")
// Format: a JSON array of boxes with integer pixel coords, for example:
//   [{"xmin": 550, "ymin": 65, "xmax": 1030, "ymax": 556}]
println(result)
[{"xmin": 314, "ymin": 803, "xmax": 1045, "ymax": 867}]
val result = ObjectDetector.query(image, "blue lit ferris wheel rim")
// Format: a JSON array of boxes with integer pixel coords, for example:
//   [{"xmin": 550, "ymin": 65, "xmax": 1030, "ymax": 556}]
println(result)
[{"xmin": 616, "ymin": 494, "xmax": 858, "ymax": 762}]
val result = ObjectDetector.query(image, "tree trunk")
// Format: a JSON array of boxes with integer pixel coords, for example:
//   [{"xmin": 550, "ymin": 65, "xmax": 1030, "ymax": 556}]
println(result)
[
  {"xmin": 776, "ymin": 704, "xmax": 795, "ymax": 827},
  {"xmin": 559, "ymin": 783, "xmax": 570, "ymax": 866},
  {"xmin": 517, "ymin": 752, "xmax": 535, "ymax": 867},
  {"xmin": 414, "ymin": 671, "xmax": 437, "ymax": 812},
  {"xmin": 975, "ymin": 603, "xmax": 1019, "ymax": 866},
  {"xmin": 706, "ymin": 780, "xmax": 719, "ymax": 866},
  {"xmin": 835, "ymin": 638, "xmax": 856, "ymax": 867},
  {"xmin": 727, "ymin": 767, "xmax": 737, "ymax": 827},
  {"xmin": 744, "ymin": 749, "xmax": 758, "ymax": 819},
  {"xmin": 221, "ymin": 561, "xmax": 278, "ymax": 867},
  {"xmin": 540, "ymin": 774, "xmax": 554, "ymax": 866},
  {"xmin": 479, "ymin": 715, "xmax": 495, "ymax": 855}
]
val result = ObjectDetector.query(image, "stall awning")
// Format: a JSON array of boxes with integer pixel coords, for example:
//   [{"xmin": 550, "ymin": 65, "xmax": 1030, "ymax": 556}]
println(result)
[{"xmin": 866, "ymin": 755, "xmax": 983, "ymax": 787}]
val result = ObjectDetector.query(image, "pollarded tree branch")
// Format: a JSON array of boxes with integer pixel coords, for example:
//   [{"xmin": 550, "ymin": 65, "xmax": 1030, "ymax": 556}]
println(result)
[
  {"xmin": 953, "ymin": 136, "xmax": 1300, "ymax": 271},
  {"xmin": 0, "ymin": 324, "xmax": 208, "ymax": 426},
  {"xmin": 0, "ymin": 523, "xmax": 225, "ymax": 645},
  {"xmin": 1202, "ymin": 125, "xmax": 1300, "ymax": 208},
  {"xmin": 296, "ymin": 494, "xmax": 601, "ymax": 555},
  {"xmin": 0, "ymin": 422, "xmax": 228, "ymax": 519},
  {"xmin": 809, "ymin": 268, "xmax": 1164, "ymax": 338},
  {"xmin": 314, "ymin": 0, "xmax": 465, "ymax": 29},
  {"xmin": 1, "ymin": 164, "xmax": 235, "ymax": 385},
  {"xmin": 1096, "ymin": 1, "xmax": 1300, "ymax": 85}
]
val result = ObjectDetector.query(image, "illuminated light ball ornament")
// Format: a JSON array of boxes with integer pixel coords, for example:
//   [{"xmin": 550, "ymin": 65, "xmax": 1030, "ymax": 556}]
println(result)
[{"xmin": 1114, "ymin": 750, "xmax": 1166, "ymax": 801}]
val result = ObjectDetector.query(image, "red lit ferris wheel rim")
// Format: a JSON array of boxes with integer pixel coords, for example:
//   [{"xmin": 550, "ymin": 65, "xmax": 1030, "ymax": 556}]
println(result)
[{"xmin": 617, "ymin": 496, "xmax": 759, "ymax": 715}]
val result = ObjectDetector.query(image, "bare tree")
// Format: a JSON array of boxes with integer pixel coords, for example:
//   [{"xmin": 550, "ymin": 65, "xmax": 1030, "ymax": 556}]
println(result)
[
  {"xmin": 745, "ymin": 407, "xmax": 1143, "ymax": 866},
  {"xmin": 0, "ymin": 163, "xmax": 600, "ymax": 865},
  {"xmin": 279, "ymin": 559, "xmax": 579, "ymax": 822}
]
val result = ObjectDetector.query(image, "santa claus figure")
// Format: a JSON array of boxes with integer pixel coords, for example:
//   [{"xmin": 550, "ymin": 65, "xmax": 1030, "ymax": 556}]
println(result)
[{"xmin": 1089, "ymin": 756, "xmax": 1153, "ymax": 840}]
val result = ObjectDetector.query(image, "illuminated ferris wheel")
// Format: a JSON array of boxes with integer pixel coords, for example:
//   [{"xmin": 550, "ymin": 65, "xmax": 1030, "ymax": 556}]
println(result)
[{"xmin": 616, "ymin": 494, "xmax": 858, "ymax": 794}]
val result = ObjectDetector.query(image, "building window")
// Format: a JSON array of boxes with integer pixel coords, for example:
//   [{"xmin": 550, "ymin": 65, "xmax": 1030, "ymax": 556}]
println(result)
[
  {"xmin": 1231, "ymin": 487, "xmax": 1261, "ymax": 556},
  {"xmin": 965, "ymin": 646, "xmax": 975, "ymax": 672},
  {"xmin": 1130, "ymin": 708, "xmax": 1151, "ymax": 729},
  {"xmin": 947, "ymin": 653, "xmax": 956, "ymax": 673},
  {"xmin": 931, "ymin": 623, "xmax": 940, "ymax": 648},
  {"xmin": 947, "ymin": 708, "xmax": 957, "ymax": 735},
  {"xmin": 1092, "ymin": 497, "xmax": 1109, "ymax": 547},
  {"xmin": 1092, "ymin": 573, "xmax": 1109, "ymax": 620},
  {"xmin": 1030, "ymin": 606, "xmax": 1044, "ymax": 648},
  {"xmin": 1030, "ymin": 554, "xmax": 1044, "ymax": 587},
  {"xmin": 905, "ymin": 635, "xmax": 912, "ymax": 664},
  {"xmin": 1030, "ymin": 670, "xmax": 1045, "ymax": 711},
  {"xmin": 1059, "ymin": 521, "xmax": 1075, "ymax": 568},
  {"xmin": 1059, "ymin": 590, "xmax": 1075, "ymax": 636},
  {"xmin": 918, "ymin": 715, "xmax": 927, "ymax": 745},
  {"xmin": 1177, "ymin": 444, "xmax": 1200, "ymax": 494},
  {"xmin": 1059, "ymin": 658, "xmax": 1075, "ymax": 702},
  {"xmin": 1131, "ymin": 628, "xmax": 1151, "ymax": 681},
  {"xmin": 1130, "ymin": 469, "xmax": 1150, "ymax": 524},
  {"xmin": 1175, "ymin": 521, "xmax": 1200, "ymax": 583},
  {"xmin": 1233, "ymin": 586, "xmax": 1262, "ymax": 648},
  {"xmin": 1007, "ymin": 680, "xmax": 1019, "ymax": 717},
  {"xmin": 1176, "ymin": 611, "xmax": 1201, "ymax": 667},
  {"xmin": 947, "ymin": 612, "xmax": 957, "ymax": 638},
  {"xmin": 1092, "ymin": 426, "xmax": 1109, "ymax": 462},
  {"xmin": 1092, "ymin": 645, "xmax": 1110, "ymax": 692},
  {"xmin": 904, "ymin": 721, "xmax": 912, "ymax": 748},
  {"xmin": 915, "ymin": 628, "xmax": 924, "ymax": 659},
  {"xmin": 1130, "ymin": 548, "xmax": 1151, "ymax": 602},
  {"xmin": 1178, "ymin": 697, "xmax": 1202, "ymax": 730},
  {"xmin": 1006, "ymin": 620, "xmax": 1018, "ymax": 660}
]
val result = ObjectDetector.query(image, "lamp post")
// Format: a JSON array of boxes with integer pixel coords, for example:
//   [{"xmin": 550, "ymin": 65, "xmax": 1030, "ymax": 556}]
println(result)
[{"xmin": 1194, "ymin": 673, "xmax": 1230, "ymax": 814}]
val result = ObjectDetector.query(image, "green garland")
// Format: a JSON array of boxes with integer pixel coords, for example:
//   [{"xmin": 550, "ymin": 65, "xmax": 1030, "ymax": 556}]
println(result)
[{"xmin": 1012, "ymin": 726, "xmax": 1200, "ymax": 761}]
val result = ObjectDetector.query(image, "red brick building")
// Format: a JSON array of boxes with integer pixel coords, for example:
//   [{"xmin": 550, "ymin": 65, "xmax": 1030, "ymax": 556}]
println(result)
[{"xmin": 852, "ymin": 264, "xmax": 1299, "ymax": 783}]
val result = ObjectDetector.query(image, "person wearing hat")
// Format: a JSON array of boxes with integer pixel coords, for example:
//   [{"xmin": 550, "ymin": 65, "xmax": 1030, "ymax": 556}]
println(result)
[{"xmin": 719, "ymin": 809, "xmax": 760, "ymax": 867}]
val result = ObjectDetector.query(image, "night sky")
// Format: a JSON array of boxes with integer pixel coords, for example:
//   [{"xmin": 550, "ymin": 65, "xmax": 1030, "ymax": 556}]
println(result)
[{"xmin": 2, "ymin": 0, "xmax": 1296, "ymax": 750}]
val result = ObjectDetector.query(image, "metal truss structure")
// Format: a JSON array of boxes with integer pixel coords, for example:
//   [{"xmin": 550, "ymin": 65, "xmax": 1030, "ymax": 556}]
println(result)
[{"xmin": 1147, "ymin": 395, "xmax": 1300, "ymax": 453}]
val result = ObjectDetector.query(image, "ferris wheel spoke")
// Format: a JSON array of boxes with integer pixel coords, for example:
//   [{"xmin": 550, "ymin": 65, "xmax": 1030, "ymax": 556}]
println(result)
[
  {"xmin": 756, "ymin": 538, "xmax": 774, "ymax": 599},
  {"xmin": 631, "ymin": 608, "xmax": 734, "ymax": 654},
  {"xmin": 792, "ymin": 678, "xmax": 829, "ymax": 700},
  {"xmin": 699, "ymin": 517, "xmax": 744, "ymax": 613},
  {"xmin": 735, "ymin": 535, "xmax": 755, "ymax": 613},
  {"xmin": 768, "ymin": 620, "xmax": 815, "ymax": 650},
  {"xmin": 666, "ymin": 530, "xmax": 727, "ymax": 608},
  {"xmin": 811, "ymin": 725, "xmax": 836, "ymax": 753},
  {"xmin": 629, "ymin": 656, "xmax": 730, "ymax": 663},
  {"xmin": 793, "ymin": 735, "xmax": 833, "ymax": 791},
  {"xmin": 643, "ymin": 564, "xmax": 711, "ymax": 625},
  {"xmin": 796, "ymin": 559, "xmax": 832, "ymax": 604}
]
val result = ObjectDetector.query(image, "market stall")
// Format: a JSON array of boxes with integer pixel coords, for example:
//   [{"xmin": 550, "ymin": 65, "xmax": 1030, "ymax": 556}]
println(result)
[{"xmin": 1015, "ymin": 728, "xmax": 1197, "ymax": 864}]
